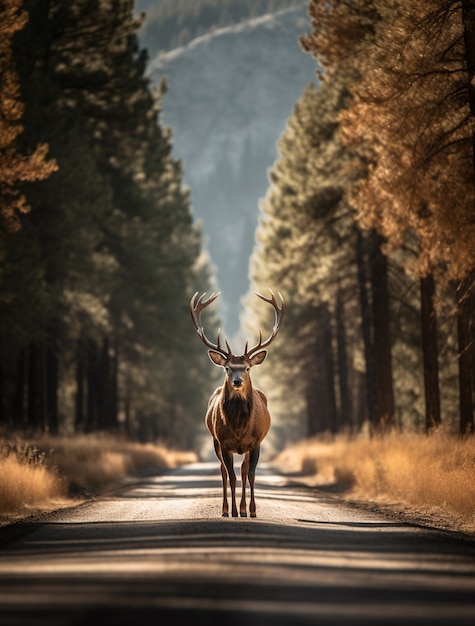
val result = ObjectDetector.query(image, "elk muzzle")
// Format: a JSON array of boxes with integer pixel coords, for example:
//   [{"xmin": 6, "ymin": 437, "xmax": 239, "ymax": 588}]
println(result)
[
  {"xmin": 226, "ymin": 363, "xmax": 249, "ymax": 391},
  {"xmin": 232, "ymin": 377, "xmax": 243, "ymax": 389}
]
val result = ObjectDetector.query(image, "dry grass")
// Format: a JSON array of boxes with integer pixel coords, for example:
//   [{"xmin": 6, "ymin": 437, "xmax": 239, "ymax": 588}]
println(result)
[
  {"xmin": 276, "ymin": 429, "xmax": 475, "ymax": 533},
  {"xmin": 0, "ymin": 451, "xmax": 67, "ymax": 519},
  {"xmin": 0, "ymin": 434, "xmax": 197, "ymax": 524}
]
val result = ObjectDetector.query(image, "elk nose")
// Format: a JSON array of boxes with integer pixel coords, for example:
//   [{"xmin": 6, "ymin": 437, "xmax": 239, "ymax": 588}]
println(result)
[{"xmin": 233, "ymin": 379, "xmax": 243, "ymax": 388}]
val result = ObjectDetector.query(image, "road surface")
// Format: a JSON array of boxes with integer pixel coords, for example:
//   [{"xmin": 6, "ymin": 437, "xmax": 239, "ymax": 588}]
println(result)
[{"xmin": 0, "ymin": 462, "xmax": 475, "ymax": 625}]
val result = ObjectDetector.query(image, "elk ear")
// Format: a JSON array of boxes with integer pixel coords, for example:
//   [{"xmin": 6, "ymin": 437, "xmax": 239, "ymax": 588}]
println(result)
[
  {"xmin": 249, "ymin": 350, "xmax": 267, "ymax": 367},
  {"xmin": 208, "ymin": 350, "xmax": 227, "ymax": 367}
]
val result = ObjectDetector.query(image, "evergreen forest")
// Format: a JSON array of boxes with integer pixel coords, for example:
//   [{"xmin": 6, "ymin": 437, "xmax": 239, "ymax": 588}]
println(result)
[{"xmin": 0, "ymin": 0, "xmax": 218, "ymax": 449}]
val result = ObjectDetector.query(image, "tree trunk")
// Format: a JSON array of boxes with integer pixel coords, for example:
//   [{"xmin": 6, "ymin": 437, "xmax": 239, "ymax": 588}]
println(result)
[
  {"xmin": 472, "ymin": 289, "xmax": 475, "ymax": 406},
  {"xmin": 74, "ymin": 333, "xmax": 86, "ymax": 432},
  {"xmin": 318, "ymin": 303, "xmax": 338, "ymax": 433},
  {"xmin": 124, "ymin": 393, "xmax": 131, "ymax": 437},
  {"xmin": 306, "ymin": 385, "xmax": 320, "ymax": 437},
  {"xmin": 462, "ymin": 0, "xmax": 475, "ymax": 170},
  {"xmin": 27, "ymin": 340, "xmax": 47, "ymax": 432},
  {"xmin": 356, "ymin": 228, "xmax": 377, "ymax": 429},
  {"xmin": 0, "ymin": 335, "xmax": 4, "ymax": 427},
  {"xmin": 26, "ymin": 335, "xmax": 58, "ymax": 434},
  {"xmin": 98, "ymin": 336, "xmax": 120, "ymax": 431},
  {"xmin": 98, "ymin": 336, "xmax": 110, "ymax": 430},
  {"xmin": 420, "ymin": 274, "xmax": 441, "ymax": 432},
  {"xmin": 13, "ymin": 349, "xmax": 26, "ymax": 429},
  {"xmin": 110, "ymin": 336, "xmax": 119, "ymax": 430},
  {"xmin": 369, "ymin": 231, "xmax": 395, "ymax": 435},
  {"xmin": 335, "ymin": 290, "xmax": 351, "ymax": 429},
  {"xmin": 46, "ymin": 337, "xmax": 58, "ymax": 434},
  {"xmin": 460, "ymin": 1, "xmax": 475, "ymax": 435},
  {"xmin": 352, "ymin": 368, "xmax": 368, "ymax": 430},
  {"xmin": 456, "ymin": 278, "xmax": 474, "ymax": 435},
  {"xmin": 305, "ymin": 304, "xmax": 338, "ymax": 435},
  {"xmin": 85, "ymin": 339, "xmax": 99, "ymax": 432}
]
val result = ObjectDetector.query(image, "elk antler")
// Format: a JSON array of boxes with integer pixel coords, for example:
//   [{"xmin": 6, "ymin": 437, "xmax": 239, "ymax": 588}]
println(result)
[
  {"xmin": 245, "ymin": 289, "xmax": 285, "ymax": 358},
  {"xmin": 190, "ymin": 292, "xmax": 232, "ymax": 358}
]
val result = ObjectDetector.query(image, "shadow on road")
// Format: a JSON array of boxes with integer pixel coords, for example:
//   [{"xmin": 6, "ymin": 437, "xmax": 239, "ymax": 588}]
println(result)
[{"xmin": 0, "ymin": 462, "xmax": 475, "ymax": 625}]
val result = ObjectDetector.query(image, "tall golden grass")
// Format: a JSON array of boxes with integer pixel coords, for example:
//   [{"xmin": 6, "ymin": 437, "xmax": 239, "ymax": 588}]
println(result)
[
  {"xmin": 0, "ymin": 434, "xmax": 197, "ymax": 523},
  {"xmin": 276, "ymin": 429, "xmax": 475, "ymax": 533},
  {"xmin": 0, "ymin": 449, "xmax": 66, "ymax": 518}
]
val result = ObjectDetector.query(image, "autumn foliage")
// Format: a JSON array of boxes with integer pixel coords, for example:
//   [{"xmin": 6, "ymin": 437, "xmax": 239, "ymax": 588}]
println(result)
[
  {"xmin": 0, "ymin": 0, "xmax": 57, "ymax": 232},
  {"xmin": 339, "ymin": 0, "xmax": 475, "ymax": 284}
]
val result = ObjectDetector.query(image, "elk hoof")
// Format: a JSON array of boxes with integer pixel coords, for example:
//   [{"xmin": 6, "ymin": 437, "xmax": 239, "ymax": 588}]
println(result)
[
  {"xmin": 222, "ymin": 512, "xmax": 229, "ymax": 518},
  {"xmin": 250, "ymin": 511, "xmax": 257, "ymax": 518},
  {"xmin": 240, "ymin": 512, "xmax": 248, "ymax": 518}
]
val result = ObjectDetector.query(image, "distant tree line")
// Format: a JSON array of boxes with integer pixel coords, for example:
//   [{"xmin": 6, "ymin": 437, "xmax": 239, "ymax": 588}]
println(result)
[
  {"xmin": 247, "ymin": 0, "xmax": 474, "ymax": 442},
  {"xmin": 136, "ymin": 0, "xmax": 304, "ymax": 59},
  {"xmin": 0, "ymin": 0, "xmax": 217, "ymax": 448}
]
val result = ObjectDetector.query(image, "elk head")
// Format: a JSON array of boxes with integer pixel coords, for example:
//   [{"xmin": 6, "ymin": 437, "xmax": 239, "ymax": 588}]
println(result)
[{"xmin": 189, "ymin": 290, "xmax": 285, "ymax": 393}]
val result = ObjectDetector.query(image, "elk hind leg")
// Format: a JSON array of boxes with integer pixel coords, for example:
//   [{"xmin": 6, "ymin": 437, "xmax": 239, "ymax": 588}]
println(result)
[
  {"xmin": 248, "ymin": 446, "xmax": 260, "ymax": 518},
  {"xmin": 219, "ymin": 462, "xmax": 229, "ymax": 517},
  {"xmin": 240, "ymin": 453, "xmax": 250, "ymax": 517}
]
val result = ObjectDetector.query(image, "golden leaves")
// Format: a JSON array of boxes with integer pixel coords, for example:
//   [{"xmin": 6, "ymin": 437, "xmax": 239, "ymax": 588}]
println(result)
[
  {"xmin": 337, "ymin": 0, "xmax": 475, "ymax": 283},
  {"xmin": 0, "ymin": 0, "xmax": 58, "ymax": 232}
]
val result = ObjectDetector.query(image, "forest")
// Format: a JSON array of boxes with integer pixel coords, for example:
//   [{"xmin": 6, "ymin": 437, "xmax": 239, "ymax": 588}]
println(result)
[
  {"xmin": 247, "ymin": 0, "xmax": 475, "ymax": 445},
  {"xmin": 0, "ymin": 0, "xmax": 474, "ymax": 459},
  {"xmin": 0, "ymin": 0, "xmax": 219, "ymax": 450}
]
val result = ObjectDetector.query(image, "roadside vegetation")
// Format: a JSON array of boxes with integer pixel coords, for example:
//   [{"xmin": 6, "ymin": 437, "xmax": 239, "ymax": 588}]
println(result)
[
  {"xmin": 277, "ymin": 429, "xmax": 475, "ymax": 533},
  {"xmin": 0, "ymin": 434, "xmax": 197, "ymax": 524},
  {"xmin": 3, "ymin": 428, "xmax": 473, "ymax": 536}
]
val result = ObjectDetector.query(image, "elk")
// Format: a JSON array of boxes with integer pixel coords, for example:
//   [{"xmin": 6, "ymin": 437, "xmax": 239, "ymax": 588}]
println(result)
[{"xmin": 190, "ymin": 289, "xmax": 284, "ymax": 518}]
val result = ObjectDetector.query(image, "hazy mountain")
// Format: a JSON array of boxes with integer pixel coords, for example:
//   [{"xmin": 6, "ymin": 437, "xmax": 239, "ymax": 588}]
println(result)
[{"xmin": 143, "ymin": 3, "xmax": 317, "ymax": 338}]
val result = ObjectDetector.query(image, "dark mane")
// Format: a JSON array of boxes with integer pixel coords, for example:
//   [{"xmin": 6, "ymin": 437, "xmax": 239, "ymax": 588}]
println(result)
[{"xmin": 223, "ymin": 392, "xmax": 253, "ymax": 432}]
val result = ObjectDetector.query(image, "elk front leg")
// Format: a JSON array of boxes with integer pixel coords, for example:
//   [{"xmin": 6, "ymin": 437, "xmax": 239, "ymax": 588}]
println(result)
[
  {"xmin": 248, "ymin": 446, "xmax": 260, "ymax": 518},
  {"xmin": 221, "ymin": 448, "xmax": 238, "ymax": 517},
  {"xmin": 219, "ymin": 462, "xmax": 229, "ymax": 517},
  {"xmin": 213, "ymin": 439, "xmax": 229, "ymax": 517},
  {"xmin": 240, "ymin": 453, "xmax": 250, "ymax": 517}
]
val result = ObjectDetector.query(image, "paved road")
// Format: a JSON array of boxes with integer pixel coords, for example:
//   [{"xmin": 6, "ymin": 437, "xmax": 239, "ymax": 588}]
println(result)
[{"xmin": 0, "ymin": 462, "xmax": 474, "ymax": 625}]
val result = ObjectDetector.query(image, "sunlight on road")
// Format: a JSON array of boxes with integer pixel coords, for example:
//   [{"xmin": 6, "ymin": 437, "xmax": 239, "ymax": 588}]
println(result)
[{"xmin": 1, "ymin": 462, "xmax": 475, "ymax": 625}]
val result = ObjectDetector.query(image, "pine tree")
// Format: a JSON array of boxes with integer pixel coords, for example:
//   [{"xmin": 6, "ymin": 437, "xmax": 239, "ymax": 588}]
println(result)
[
  {"xmin": 300, "ymin": 0, "xmax": 399, "ymax": 435},
  {"xmin": 247, "ymin": 78, "xmax": 366, "ymax": 441}
]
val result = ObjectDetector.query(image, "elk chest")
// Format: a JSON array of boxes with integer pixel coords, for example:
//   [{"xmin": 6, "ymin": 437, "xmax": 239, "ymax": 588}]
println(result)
[{"xmin": 207, "ymin": 389, "xmax": 270, "ymax": 453}]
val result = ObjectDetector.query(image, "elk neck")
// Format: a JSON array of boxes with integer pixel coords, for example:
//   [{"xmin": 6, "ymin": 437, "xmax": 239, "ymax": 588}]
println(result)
[{"xmin": 222, "ymin": 379, "xmax": 254, "ymax": 431}]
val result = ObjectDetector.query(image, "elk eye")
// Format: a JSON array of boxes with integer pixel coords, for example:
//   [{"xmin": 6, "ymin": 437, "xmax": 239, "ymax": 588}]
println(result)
[{"xmin": 246, "ymin": 367, "xmax": 250, "ymax": 372}]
